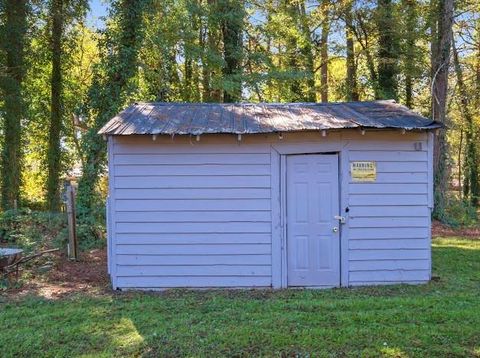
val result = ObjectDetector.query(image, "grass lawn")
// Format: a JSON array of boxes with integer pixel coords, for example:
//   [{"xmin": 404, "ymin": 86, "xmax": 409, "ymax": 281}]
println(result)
[{"xmin": 1, "ymin": 237, "xmax": 479, "ymax": 357}]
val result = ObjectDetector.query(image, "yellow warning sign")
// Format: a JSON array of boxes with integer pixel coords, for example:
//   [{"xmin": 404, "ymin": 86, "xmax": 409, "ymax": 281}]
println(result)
[{"xmin": 351, "ymin": 161, "xmax": 376, "ymax": 182}]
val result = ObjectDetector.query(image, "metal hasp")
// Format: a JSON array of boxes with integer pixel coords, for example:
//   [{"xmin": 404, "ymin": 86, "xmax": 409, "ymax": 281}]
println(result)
[{"xmin": 334, "ymin": 215, "xmax": 346, "ymax": 224}]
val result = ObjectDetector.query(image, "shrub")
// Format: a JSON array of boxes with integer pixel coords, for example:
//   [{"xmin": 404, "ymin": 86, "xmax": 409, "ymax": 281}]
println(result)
[
  {"xmin": 437, "ymin": 196, "xmax": 478, "ymax": 228},
  {"xmin": 0, "ymin": 207, "xmax": 106, "ymax": 253},
  {"xmin": 0, "ymin": 209, "xmax": 67, "ymax": 253}
]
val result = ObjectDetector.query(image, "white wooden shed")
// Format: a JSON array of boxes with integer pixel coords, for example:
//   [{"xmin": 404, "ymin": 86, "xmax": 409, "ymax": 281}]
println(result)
[{"xmin": 99, "ymin": 100, "xmax": 441, "ymax": 290}]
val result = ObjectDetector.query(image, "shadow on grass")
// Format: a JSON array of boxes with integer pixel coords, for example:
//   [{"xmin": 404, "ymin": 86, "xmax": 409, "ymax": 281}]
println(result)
[{"xmin": 0, "ymin": 238, "xmax": 479, "ymax": 357}]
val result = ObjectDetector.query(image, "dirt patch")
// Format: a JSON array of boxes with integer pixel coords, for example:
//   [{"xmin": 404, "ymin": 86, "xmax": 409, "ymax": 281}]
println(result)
[
  {"xmin": 2, "ymin": 247, "xmax": 110, "ymax": 300},
  {"xmin": 432, "ymin": 220, "xmax": 480, "ymax": 238}
]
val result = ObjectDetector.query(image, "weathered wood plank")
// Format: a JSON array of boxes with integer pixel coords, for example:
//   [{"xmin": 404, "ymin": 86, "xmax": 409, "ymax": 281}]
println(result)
[
  {"xmin": 348, "ymin": 238, "xmax": 429, "ymax": 250},
  {"xmin": 349, "ymin": 227, "xmax": 430, "ymax": 239},
  {"xmin": 347, "ymin": 140, "xmax": 427, "ymax": 151},
  {"xmin": 115, "ymin": 176, "xmax": 271, "ymax": 189},
  {"xmin": 348, "ymin": 206, "xmax": 430, "ymax": 217},
  {"xmin": 115, "ymin": 222, "xmax": 271, "ymax": 234},
  {"xmin": 113, "ymin": 139, "xmax": 270, "ymax": 154},
  {"xmin": 116, "ymin": 265, "xmax": 271, "ymax": 276},
  {"xmin": 349, "ymin": 183, "xmax": 428, "ymax": 194},
  {"xmin": 349, "ymin": 217, "xmax": 428, "ymax": 228},
  {"xmin": 349, "ymin": 280, "xmax": 428, "ymax": 286},
  {"xmin": 117, "ymin": 254, "xmax": 272, "ymax": 266},
  {"xmin": 115, "ymin": 199, "xmax": 271, "ymax": 211},
  {"xmin": 117, "ymin": 244, "xmax": 272, "ymax": 255},
  {"xmin": 349, "ymin": 194, "xmax": 428, "ymax": 206},
  {"xmin": 115, "ymin": 211, "xmax": 271, "ymax": 223},
  {"xmin": 349, "ymin": 269, "xmax": 430, "ymax": 282},
  {"xmin": 349, "ymin": 259, "xmax": 430, "ymax": 271},
  {"xmin": 349, "ymin": 172, "xmax": 428, "ymax": 184},
  {"xmin": 116, "ymin": 233, "xmax": 272, "ymax": 245},
  {"xmin": 114, "ymin": 153, "xmax": 271, "ymax": 165},
  {"xmin": 349, "ymin": 249, "xmax": 430, "ymax": 261},
  {"xmin": 114, "ymin": 164, "xmax": 271, "ymax": 176},
  {"xmin": 349, "ymin": 150, "xmax": 427, "ymax": 162},
  {"xmin": 115, "ymin": 188, "xmax": 271, "ymax": 200},
  {"xmin": 375, "ymin": 162, "xmax": 427, "ymax": 173},
  {"xmin": 116, "ymin": 276, "xmax": 272, "ymax": 288}
]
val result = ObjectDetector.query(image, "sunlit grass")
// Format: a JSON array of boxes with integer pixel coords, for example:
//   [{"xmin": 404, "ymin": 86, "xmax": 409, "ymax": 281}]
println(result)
[{"xmin": 0, "ymin": 237, "xmax": 479, "ymax": 357}]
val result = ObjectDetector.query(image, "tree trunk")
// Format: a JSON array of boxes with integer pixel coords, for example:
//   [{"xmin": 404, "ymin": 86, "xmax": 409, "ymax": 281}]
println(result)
[
  {"xmin": 76, "ymin": 0, "xmax": 146, "ymax": 215},
  {"xmin": 220, "ymin": 0, "xmax": 244, "ymax": 102},
  {"xmin": 452, "ymin": 36, "xmax": 479, "ymax": 205},
  {"xmin": 46, "ymin": 0, "xmax": 64, "ymax": 212},
  {"xmin": 458, "ymin": 128, "xmax": 463, "ymax": 198},
  {"xmin": 184, "ymin": 52, "xmax": 193, "ymax": 102},
  {"xmin": 430, "ymin": 0, "xmax": 453, "ymax": 216},
  {"xmin": 402, "ymin": 0, "xmax": 417, "ymax": 108},
  {"xmin": 298, "ymin": 1, "xmax": 316, "ymax": 102},
  {"xmin": 345, "ymin": 0, "xmax": 358, "ymax": 101},
  {"xmin": 0, "ymin": 0, "xmax": 28, "ymax": 211},
  {"xmin": 319, "ymin": 0, "xmax": 330, "ymax": 102},
  {"xmin": 285, "ymin": 1, "xmax": 302, "ymax": 102},
  {"xmin": 200, "ymin": 17, "xmax": 211, "ymax": 102},
  {"xmin": 376, "ymin": 0, "xmax": 398, "ymax": 100}
]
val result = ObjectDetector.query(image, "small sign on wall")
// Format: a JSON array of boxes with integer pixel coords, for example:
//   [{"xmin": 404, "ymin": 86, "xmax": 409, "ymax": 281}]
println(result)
[{"xmin": 351, "ymin": 161, "xmax": 376, "ymax": 182}]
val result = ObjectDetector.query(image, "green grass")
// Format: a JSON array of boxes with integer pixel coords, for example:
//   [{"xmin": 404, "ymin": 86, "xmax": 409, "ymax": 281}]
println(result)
[{"xmin": 1, "ymin": 237, "xmax": 479, "ymax": 357}]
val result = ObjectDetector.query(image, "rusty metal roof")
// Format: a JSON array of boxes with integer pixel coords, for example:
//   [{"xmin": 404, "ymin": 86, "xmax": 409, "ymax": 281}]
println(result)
[{"xmin": 99, "ymin": 100, "xmax": 441, "ymax": 136}]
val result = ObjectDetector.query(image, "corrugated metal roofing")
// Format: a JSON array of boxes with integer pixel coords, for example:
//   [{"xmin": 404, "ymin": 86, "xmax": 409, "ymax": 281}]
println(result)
[{"xmin": 98, "ymin": 100, "xmax": 441, "ymax": 136}]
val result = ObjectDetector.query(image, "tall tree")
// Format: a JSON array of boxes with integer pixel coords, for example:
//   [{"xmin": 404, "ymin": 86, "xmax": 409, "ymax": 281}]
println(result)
[
  {"xmin": 401, "ymin": 0, "xmax": 418, "ymax": 108},
  {"xmin": 452, "ymin": 36, "xmax": 479, "ymax": 205},
  {"xmin": 201, "ymin": 0, "xmax": 223, "ymax": 102},
  {"xmin": 283, "ymin": 0, "xmax": 316, "ymax": 102},
  {"xmin": 376, "ymin": 0, "xmax": 399, "ymax": 100},
  {"xmin": 344, "ymin": 0, "xmax": 358, "ymax": 101},
  {"xmin": 0, "ymin": 0, "xmax": 28, "ymax": 210},
  {"xmin": 45, "ymin": 0, "xmax": 65, "ymax": 211},
  {"xmin": 285, "ymin": 1, "xmax": 303, "ymax": 101},
  {"xmin": 298, "ymin": 1, "xmax": 316, "ymax": 102},
  {"xmin": 220, "ymin": 0, "xmax": 244, "ymax": 102},
  {"xmin": 76, "ymin": 0, "xmax": 146, "ymax": 215},
  {"xmin": 319, "ymin": 0, "xmax": 330, "ymax": 102},
  {"xmin": 430, "ymin": 0, "xmax": 454, "ymax": 216}
]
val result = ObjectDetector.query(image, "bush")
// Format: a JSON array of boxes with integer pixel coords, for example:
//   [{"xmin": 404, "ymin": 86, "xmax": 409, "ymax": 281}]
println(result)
[
  {"xmin": 75, "ymin": 202, "xmax": 107, "ymax": 250},
  {"xmin": 0, "ymin": 209, "xmax": 66, "ymax": 254},
  {"xmin": 436, "ymin": 196, "xmax": 478, "ymax": 228},
  {"xmin": 0, "ymin": 207, "xmax": 106, "ymax": 253}
]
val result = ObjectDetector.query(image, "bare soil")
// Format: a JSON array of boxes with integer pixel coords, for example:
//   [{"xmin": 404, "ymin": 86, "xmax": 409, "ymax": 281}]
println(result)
[
  {"xmin": 1, "ymin": 248, "xmax": 109, "ymax": 300},
  {"xmin": 432, "ymin": 220, "xmax": 480, "ymax": 238}
]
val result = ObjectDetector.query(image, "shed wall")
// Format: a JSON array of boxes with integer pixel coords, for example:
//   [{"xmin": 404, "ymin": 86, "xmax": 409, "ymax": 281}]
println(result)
[
  {"xmin": 109, "ymin": 136, "xmax": 273, "ymax": 288},
  {"xmin": 108, "ymin": 130, "xmax": 432, "ymax": 289},
  {"xmin": 344, "ymin": 134, "xmax": 432, "ymax": 285}
]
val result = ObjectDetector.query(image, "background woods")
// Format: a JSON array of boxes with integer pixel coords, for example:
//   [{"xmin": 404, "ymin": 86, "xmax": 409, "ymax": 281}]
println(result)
[{"xmin": 0, "ymin": 0, "xmax": 479, "ymax": 244}]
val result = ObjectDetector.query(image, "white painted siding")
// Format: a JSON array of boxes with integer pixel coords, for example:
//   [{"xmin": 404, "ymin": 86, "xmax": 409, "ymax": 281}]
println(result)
[
  {"xmin": 346, "ymin": 134, "xmax": 431, "ymax": 286},
  {"xmin": 107, "ymin": 131, "xmax": 433, "ymax": 289},
  {"xmin": 110, "ymin": 136, "xmax": 272, "ymax": 289}
]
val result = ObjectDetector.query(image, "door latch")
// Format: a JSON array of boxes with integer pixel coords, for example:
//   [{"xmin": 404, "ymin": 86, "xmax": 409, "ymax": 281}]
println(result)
[
  {"xmin": 334, "ymin": 215, "xmax": 346, "ymax": 224},
  {"xmin": 332, "ymin": 227, "xmax": 338, "ymax": 233}
]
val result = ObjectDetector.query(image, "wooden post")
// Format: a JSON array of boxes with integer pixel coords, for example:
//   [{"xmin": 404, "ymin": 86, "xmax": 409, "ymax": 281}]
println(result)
[{"xmin": 65, "ymin": 183, "xmax": 78, "ymax": 260}]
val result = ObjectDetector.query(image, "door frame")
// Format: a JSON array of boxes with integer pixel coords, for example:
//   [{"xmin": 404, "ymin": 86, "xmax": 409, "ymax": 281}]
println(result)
[{"xmin": 271, "ymin": 142, "xmax": 350, "ymax": 288}]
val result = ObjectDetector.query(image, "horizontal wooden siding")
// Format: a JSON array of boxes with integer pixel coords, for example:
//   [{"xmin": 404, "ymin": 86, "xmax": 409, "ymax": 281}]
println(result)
[
  {"xmin": 347, "ymin": 136, "xmax": 431, "ymax": 286},
  {"xmin": 111, "ymin": 137, "xmax": 272, "ymax": 288}
]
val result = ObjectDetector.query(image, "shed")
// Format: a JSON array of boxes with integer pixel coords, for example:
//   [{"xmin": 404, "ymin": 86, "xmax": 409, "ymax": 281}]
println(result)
[{"xmin": 99, "ymin": 100, "xmax": 441, "ymax": 290}]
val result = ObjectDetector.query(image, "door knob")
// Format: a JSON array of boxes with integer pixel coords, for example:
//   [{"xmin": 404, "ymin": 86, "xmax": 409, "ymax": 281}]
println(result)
[{"xmin": 332, "ymin": 227, "xmax": 338, "ymax": 233}]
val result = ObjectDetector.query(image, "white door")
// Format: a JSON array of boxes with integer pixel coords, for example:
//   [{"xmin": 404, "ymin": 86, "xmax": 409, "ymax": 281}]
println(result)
[{"xmin": 286, "ymin": 154, "xmax": 340, "ymax": 287}]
